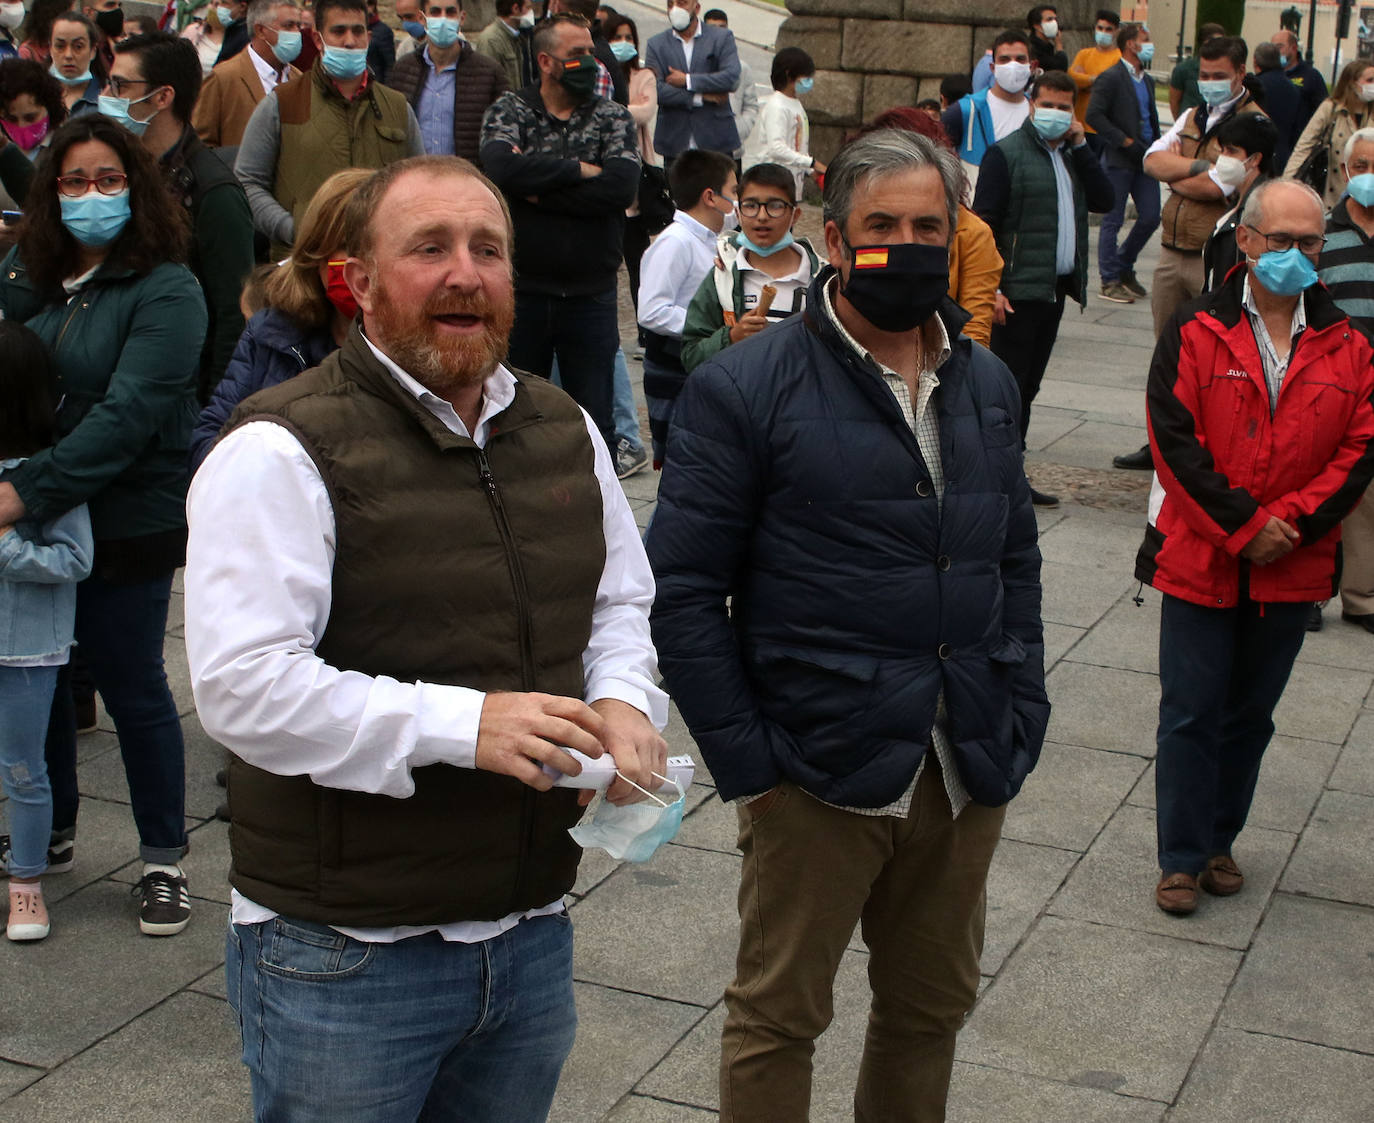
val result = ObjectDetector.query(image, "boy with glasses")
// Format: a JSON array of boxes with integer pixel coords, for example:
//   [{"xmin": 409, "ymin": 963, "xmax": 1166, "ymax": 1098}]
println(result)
[{"xmin": 681, "ymin": 160, "xmax": 821, "ymax": 372}]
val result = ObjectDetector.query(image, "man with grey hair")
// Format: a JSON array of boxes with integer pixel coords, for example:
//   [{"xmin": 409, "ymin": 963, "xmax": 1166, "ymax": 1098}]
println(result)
[
  {"xmin": 646, "ymin": 128, "xmax": 1049, "ymax": 1121},
  {"xmin": 193, "ymin": 0, "xmax": 305, "ymax": 148},
  {"xmin": 1139, "ymin": 177, "xmax": 1374, "ymax": 916}
]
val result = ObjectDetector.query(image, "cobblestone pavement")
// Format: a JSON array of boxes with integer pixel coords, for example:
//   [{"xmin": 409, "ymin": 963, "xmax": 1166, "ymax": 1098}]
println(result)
[{"xmin": 2, "ymin": 232, "xmax": 1373, "ymax": 1122}]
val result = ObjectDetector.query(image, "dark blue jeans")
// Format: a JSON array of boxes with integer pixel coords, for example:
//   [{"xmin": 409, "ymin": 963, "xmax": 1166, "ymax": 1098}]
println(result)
[
  {"xmin": 47, "ymin": 571, "xmax": 188, "ymax": 863},
  {"xmin": 227, "ymin": 912, "xmax": 577, "ymax": 1121},
  {"xmin": 1154, "ymin": 592, "xmax": 1309, "ymax": 875},
  {"xmin": 1098, "ymin": 164, "xmax": 1161, "ymax": 284},
  {"xmin": 509, "ymin": 288, "xmax": 619, "ymax": 452}
]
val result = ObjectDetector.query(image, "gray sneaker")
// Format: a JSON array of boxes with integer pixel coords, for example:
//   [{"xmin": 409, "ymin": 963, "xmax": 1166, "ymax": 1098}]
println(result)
[
  {"xmin": 615, "ymin": 438, "xmax": 649, "ymax": 480},
  {"xmin": 1100, "ymin": 281, "xmax": 1135, "ymax": 304},
  {"xmin": 1119, "ymin": 270, "xmax": 1148, "ymax": 298}
]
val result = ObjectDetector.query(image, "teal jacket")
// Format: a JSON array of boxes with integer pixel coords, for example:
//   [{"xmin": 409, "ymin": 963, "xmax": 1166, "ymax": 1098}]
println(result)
[{"xmin": 0, "ymin": 249, "xmax": 207, "ymax": 543}]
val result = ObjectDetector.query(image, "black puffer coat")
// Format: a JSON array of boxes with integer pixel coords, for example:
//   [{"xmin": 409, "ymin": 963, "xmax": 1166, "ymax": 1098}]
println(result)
[{"xmin": 646, "ymin": 273, "xmax": 1050, "ymax": 807}]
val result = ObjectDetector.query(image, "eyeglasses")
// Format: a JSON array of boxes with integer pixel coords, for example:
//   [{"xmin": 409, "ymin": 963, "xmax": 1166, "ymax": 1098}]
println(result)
[
  {"xmin": 738, "ymin": 198, "xmax": 794, "ymax": 218},
  {"xmin": 1244, "ymin": 225, "xmax": 1326, "ymax": 255},
  {"xmin": 104, "ymin": 76, "xmax": 150, "ymax": 97},
  {"xmin": 56, "ymin": 172, "xmax": 128, "ymax": 197}
]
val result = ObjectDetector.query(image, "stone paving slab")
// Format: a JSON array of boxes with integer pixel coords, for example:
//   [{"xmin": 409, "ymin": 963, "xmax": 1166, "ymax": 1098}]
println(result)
[
  {"xmin": 1035, "ymin": 419, "xmax": 1152, "ymax": 471},
  {"xmin": 1061, "ymin": 594, "xmax": 1159, "ymax": 675},
  {"xmin": 0, "ymin": 882, "xmax": 228, "ymax": 1068},
  {"xmin": 1049, "ymin": 804, "xmax": 1296, "ymax": 950},
  {"xmin": 0, "ymin": 1062, "xmax": 42, "ymax": 1100},
  {"xmin": 0, "ymin": 993, "xmax": 248, "ymax": 1122},
  {"xmin": 569, "ymin": 844, "xmax": 739, "ymax": 1007},
  {"xmin": 1125, "ymin": 735, "xmax": 1339, "ymax": 836},
  {"xmin": 1296, "ymin": 609, "xmax": 1374, "ymax": 671},
  {"xmin": 1041, "ymin": 621, "xmax": 1086, "ymax": 667},
  {"xmin": 604, "ymin": 1097, "xmax": 717, "ymax": 1121},
  {"xmin": 1025, "ymin": 408, "xmax": 1084, "ymax": 452},
  {"xmin": 76, "ymin": 717, "xmax": 226, "ymax": 822},
  {"xmin": 1037, "ymin": 510, "xmax": 1149, "ymax": 574},
  {"xmin": 1001, "ymin": 741, "xmax": 1146, "ymax": 853},
  {"xmin": 1039, "ymin": 560, "xmax": 1135, "ymax": 629},
  {"xmin": 551, "ymin": 984, "xmax": 705, "ymax": 1123},
  {"xmin": 1169, "ymin": 1027, "xmax": 1374, "ymax": 1123},
  {"xmin": 958, "ymin": 916, "xmax": 1241, "ymax": 1102},
  {"xmin": 981, "ymin": 839, "xmax": 1078, "ymax": 975},
  {"xmin": 1280, "ymin": 789, "xmax": 1374, "ymax": 907},
  {"xmin": 1222, "ymin": 895, "xmax": 1374, "ymax": 1055},
  {"xmin": 1032, "ymin": 382, "xmax": 1150, "ymax": 428},
  {"xmin": 947, "ymin": 1063, "xmax": 1166, "ymax": 1122},
  {"xmin": 1328, "ymin": 713, "xmax": 1374, "ymax": 795},
  {"xmin": 1273, "ymin": 662, "xmax": 1372, "ymax": 746},
  {"xmin": 1043, "ymin": 662, "xmax": 1159, "ymax": 758}
]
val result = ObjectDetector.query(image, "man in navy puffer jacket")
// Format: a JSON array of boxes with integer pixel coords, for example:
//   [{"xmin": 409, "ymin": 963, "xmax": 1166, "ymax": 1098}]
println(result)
[{"xmin": 646, "ymin": 129, "xmax": 1049, "ymax": 1122}]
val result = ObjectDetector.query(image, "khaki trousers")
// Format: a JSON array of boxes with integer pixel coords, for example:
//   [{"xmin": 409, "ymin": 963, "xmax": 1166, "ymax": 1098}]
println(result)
[
  {"xmin": 719, "ymin": 764, "xmax": 1006, "ymax": 1123},
  {"xmin": 1342, "ymin": 485, "xmax": 1374, "ymax": 616},
  {"xmin": 1151, "ymin": 246, "xmax": 1207, "ymax": 338}
]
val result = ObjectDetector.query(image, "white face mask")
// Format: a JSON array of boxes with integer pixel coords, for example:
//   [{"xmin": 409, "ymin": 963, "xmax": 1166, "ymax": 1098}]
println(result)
[
  {"xmin": 667, "ymin": 4, "xmax": 692, "ymax": 32},
  {"xmin": 0, "ymin": 1, "xmax": 25, "ymax": 30},
  {"xmin": 1360, "ymin": 82, "xmax": 1374, "ymax": 103},
  {"xmin": 993, "ymin": 60, "xmax": 1031, "ymax": 94},
  {"xmin": 1214, "ymin": 154, "xmax": 1249, "ymax": 189},
  {"xmin": 1040, "ymin": 18, "xmax": 1058, "ymax": 38},
  {"xmin": 518, "ymin": 6, "xmax": 535, "ymax": 26}
]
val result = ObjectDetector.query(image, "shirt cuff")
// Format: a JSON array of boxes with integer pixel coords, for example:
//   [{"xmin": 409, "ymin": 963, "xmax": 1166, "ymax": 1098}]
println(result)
[
  {"xmin": 692, "ymin": 92, "xmax": 703, "ymax": 107},
  {"xmin": 406, "ymin": 682, "xmax": 486, "ymax": 769},
  {"xmin": 586, "ymin": 678, "xmax": 669, "ymax": 731}
]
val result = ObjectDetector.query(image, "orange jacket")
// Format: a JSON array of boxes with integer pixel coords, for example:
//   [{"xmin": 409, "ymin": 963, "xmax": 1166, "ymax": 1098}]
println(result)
[{"xmin": 949, "ymin": 204, "xmax": 1002, "ymax": 347}]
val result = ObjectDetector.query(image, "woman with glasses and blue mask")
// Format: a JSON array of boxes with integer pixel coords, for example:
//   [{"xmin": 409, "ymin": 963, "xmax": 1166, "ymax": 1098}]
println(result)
[{"xmin": 0, "ymin": 114, "xmax": 207, "ymax": 938}]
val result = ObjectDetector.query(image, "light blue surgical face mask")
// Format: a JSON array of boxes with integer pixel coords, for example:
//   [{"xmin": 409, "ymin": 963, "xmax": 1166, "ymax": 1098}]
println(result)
[
  {"xmin": 568, "ymin": 773, "xmax": 686, "ymax": 862},
  {"xmin": 1198, "ymin": 78, "xmax": 1236, "ymax": 107},
  {"xmin": 97, "ymin": 90, "xmax": 160, "ymax": 137},
  {"xmin": 1279, "ymin": 52, "xmax": 1290, "ymax": 68},
  {"xmin": 1032, "ymin": 107, "xmax": 1072, "ymax": 140},
  {"xmin": 609, "ymin": 40, "xmax": 637, "ymax": 63},
  {"xmin": 795, "ymin": 75, "xmax": 813, "ymax": 95},
  {"xmin": 50, "ymin": 62, "xmax": 93, "ymax": 85},
  {"xmin": 425, "ymin": 15, "xmax": 460, "ymax": 47},
  {"xmin": 401, "ymin": 19, "xmax": 424, "ymax": 39},
  {"xmin": 321, "ymin": 44, "xmax": 368, "ymax": 79},
  {"xmin": 60, "ymin": 188, "xmax": 131, "ymax": 247},
  {"xmin": 1139, "ymin": 42, "xmax": 1155, "ymax": 66},
  {"xmin": 1250, "ymin": 246, "xmax": 1318, "ymax": 296},
  {"xmin": 1095, "ymin": 29, "xmax": 1114, "ymax": 48},
  {"xmin": 271, "ymin": 29, "xmax": 302, "ymax": 64},
  {"xmin": 1348, "ymin": 172, "xmax": 1374, "ymax": 207},
  {"xmin": 215, "ymin": 4, "xmax": 234, "ymax": 25},
  {"xmin": 739, "ymin": 229, "xmax": 794, "ymax": 258}
]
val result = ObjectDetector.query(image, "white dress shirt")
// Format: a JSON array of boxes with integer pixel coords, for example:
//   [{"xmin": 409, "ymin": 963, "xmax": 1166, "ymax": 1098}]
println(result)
[
  {"xmin": 637, "ymin": 210, "xmax": 719, "ymax": 338},
  {"xmin": 185, "ymin": 333, "xmax": 668, "ymax": 944},
  {"xmin": 247, "ymin": 41, "xmax": 289, "ymax": 97}
]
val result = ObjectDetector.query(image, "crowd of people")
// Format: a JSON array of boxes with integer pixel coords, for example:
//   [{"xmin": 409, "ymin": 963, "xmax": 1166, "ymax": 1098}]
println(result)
[{"xmin": 1, "ymin": 0, "xmax": 1373, "ymax": 1119}]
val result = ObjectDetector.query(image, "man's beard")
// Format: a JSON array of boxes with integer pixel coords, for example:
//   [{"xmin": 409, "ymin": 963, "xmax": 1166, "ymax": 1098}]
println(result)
[{"xmin": 370, "ymin": 277, "xmax": 515, "ymax": 397}]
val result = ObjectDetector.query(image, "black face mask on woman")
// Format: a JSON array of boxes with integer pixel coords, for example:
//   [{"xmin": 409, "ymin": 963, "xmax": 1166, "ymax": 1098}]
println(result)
[
  {"xmin": 838, "ymin": 239, "xmax": 950, "ymax": 334},
  {"xmin": 94, "ymin": 5, "xmax": 125, "ymax": 38}
]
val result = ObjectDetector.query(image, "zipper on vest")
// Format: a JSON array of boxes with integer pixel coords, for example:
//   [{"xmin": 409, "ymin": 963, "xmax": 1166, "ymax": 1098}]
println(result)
[{"xmin": 476, "ymin": 448, "xmax": 536, "ymax": 690}]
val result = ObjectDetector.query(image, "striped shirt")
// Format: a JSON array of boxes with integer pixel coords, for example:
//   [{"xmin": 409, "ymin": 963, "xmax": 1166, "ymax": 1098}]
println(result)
[{"xmin": 1318, "ymin": 199, "xmax": 1374, "ymax": 328}]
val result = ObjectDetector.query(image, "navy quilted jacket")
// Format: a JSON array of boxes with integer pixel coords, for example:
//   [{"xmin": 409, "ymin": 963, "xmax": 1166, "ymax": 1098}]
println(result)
[{"xmin": 646, "ymin": 272, "xmax": 1050, "ymax": 807}]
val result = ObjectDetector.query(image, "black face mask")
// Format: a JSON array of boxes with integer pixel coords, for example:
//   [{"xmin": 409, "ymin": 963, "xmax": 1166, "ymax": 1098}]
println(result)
[
  {"xmin": 839, "ymin": 240, "xmax": 949, "ymax": 333},
  {"xmin": 95, "ymin": 6, "xmax": 125, "ymax": 37}
]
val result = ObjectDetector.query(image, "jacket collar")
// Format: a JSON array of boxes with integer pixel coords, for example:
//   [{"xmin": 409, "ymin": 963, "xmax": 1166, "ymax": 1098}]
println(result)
[
  {"xmin": 515, "ymin": 82, "xmax": 600, "ymax": 123},
  {"xmin": 1207, "ymin": 262, "xmax": 1349, "ymax": 337}
]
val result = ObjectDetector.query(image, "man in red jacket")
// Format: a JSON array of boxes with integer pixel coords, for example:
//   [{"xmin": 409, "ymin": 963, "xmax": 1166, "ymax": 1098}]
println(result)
[{"xmin": 1138, "ymin": 179, "xmax": 1374, "ymax": 916}]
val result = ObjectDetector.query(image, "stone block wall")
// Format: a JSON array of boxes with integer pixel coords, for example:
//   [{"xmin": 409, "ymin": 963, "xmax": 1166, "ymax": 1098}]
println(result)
[{"xmin": 779, "ymin": 0, "xmax": 1100, "ymax": 162}]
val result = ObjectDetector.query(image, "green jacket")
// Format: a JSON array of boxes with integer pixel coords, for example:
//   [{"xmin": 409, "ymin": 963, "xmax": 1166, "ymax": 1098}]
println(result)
[
  {"xmin": 0, "ymin": 249, "xmax": 207, "ymax": 542},
  {"xmin": 681, "ymin": 231, "xmax": 823, "ymax": 372}
]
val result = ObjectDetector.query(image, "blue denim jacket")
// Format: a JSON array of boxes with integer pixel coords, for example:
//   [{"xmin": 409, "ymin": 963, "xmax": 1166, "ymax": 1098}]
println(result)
[{"xmin": 0, "ymin": 459, "xmax": 94, "ymax": 666}]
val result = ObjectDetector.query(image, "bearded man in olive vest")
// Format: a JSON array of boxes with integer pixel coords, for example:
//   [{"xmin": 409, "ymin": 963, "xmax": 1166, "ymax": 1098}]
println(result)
[
  {"xmin": 184, "ymin": 155, "xmax": 668, "ymax": 1122},
  {"xmin": 234, "ymin": 0, "xmax": 426, "ymax": 258},
  {"xmin": 1112, "ymin": 34, "xmax": 1264, "ymax": 472}
]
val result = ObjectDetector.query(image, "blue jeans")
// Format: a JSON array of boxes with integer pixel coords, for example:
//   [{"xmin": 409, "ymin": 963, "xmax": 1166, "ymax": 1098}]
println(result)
[
  {"xmin": 1098, "ymin": 164, "xmax": 1161, "ymax": 283},
  {"xmin": 1155, "ymin": 593, "xmax": 1309, "ymax": 874},
  {"xmin": 550, "ymin": 349, "xmax": 643, "ymax": 452},
  {"xmin": 227, "ymin": 912, "xmax": 577, "ymax": 1122},
  {"xmin": 510, "ymin": 288, "xmax": 619, "ymax": 452},
  {"xmin": 50, "ymin": 571, "xmax": 187, "ymax": 863},
  {"xmin": 0, "ymin": 665, "xmax": 57, "ymax": 878}
]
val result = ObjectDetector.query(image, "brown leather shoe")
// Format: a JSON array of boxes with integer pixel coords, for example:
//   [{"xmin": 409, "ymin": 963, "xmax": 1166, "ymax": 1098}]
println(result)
[
  {"xmin": 1155, "ymin": 872, "xmax": 1198, "ymax": 915},
  {"xmin": 1198, "ymin": 854, "xmax": 1244, "ymax": 896}
]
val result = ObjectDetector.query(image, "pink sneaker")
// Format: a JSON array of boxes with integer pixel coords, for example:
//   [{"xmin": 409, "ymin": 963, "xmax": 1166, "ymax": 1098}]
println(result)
[{"xmin": 7, "ymin": 882, "xmax": 50, "ymax": 942}]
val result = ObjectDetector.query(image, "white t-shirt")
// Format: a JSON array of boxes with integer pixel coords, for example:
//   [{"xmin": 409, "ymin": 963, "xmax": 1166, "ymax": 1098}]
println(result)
[
  {"xmin": 987, "ymin": 92, "xmax": 1030, "ymax": 140},
  {"xmin": 739, "ymin": 246, "xmax": 813, "ymax": 323}
]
